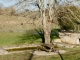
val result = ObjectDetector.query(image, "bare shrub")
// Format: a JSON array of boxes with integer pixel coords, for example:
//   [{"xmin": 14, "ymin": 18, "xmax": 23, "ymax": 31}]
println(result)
[
  {"xmin": 0, "ymin": 7, "xmax": 16, "ymax": 16},
  {"xmin": 0, "ymin": 7, "xmax": 3, "ymax": 15},
  {"xmin": 56, "ymin": 5, "xmax": 80, "ymax": 32}
]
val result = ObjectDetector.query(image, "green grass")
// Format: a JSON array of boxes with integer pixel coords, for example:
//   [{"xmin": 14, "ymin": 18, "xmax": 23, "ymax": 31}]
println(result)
[
  {"xmin": 0, "ymin": 31, "xmax": 42, "ymax": 46},
  {"xmin": 0, "ymin": 32, "xmax": 22, "ymax": 46},
  {"xmin": 0, "ymin": 29, "xmax": 59, "ymax": 46}
]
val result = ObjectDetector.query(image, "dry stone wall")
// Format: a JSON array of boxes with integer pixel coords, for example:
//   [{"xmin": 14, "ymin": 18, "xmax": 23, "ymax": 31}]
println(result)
[{"xmin": 53, "ymin": 32, "xmax": 80, "ymax": 44}]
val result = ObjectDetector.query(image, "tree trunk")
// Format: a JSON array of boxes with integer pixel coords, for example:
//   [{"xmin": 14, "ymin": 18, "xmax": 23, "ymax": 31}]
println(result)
[
  {"xmin": 44, "ymin": 21, "xmax": 52, "ymax": 44},
  {"xmin": 41, "ymin": 0, "xmax": 53, "ymax": 44},
  {"xmin": 42, "ymin": 0, "xmax": 53, "ymax": 44},
  {"xmin": 43, "ymin": 16, "xmax": 52, "ymax": 44}
]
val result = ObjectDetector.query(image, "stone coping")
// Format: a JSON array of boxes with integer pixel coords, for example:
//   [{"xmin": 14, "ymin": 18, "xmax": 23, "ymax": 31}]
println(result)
[{"xmin": 2, "ymin": 44, "xmax": 41, "ymax": 50}]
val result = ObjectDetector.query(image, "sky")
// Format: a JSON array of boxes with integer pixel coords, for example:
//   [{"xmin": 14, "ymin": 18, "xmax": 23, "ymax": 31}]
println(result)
[
  {"xmin": 0, "ymin": 0, "xmax": 18, "ymax": 7},
  {"xmin": 0, "ymin": 0, "xmax": 79, "ymax": 12},
  {"xmin": 0, "ymin": 0, "xmax": 80, "ymax": 7}
]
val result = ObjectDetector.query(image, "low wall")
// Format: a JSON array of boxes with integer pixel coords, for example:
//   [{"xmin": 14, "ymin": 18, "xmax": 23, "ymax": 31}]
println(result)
[{"xmin": 53, "ymin": 32, "xmax": 80, "ymax": 44}]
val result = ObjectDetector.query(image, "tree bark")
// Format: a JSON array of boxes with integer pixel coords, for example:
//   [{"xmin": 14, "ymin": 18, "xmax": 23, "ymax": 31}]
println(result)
[
  {"xmin": 43, "ymin": 16, "xmax": 52, "ymax": 44},
  {"xmin": 42, "ymin": 0, "xmax": 53, "ymax": 44},
  {"xmin": 37, "ymin": 0, "xmax": 54, "ymax": 44}
]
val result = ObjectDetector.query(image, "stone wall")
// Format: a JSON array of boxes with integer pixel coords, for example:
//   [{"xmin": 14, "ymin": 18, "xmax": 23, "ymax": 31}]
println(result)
[{"xmin": 53, "ymin": 32, "xmax": 80, "ymax": 44}]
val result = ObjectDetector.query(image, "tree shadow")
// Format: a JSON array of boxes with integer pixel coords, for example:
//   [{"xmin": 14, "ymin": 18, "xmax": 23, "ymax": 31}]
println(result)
[
  {"xmin": 17, "ymin": 29, "xmax": 59, "ymax": 44},
  {"xmin": 35, "ymin": 29, "xmax": 59, "ymax": 43},
  {"xmin": 76, "ymin": 58, "xmax": 80, "ymax": 60},
  {"xmin": 28, "ymin": 50, "xmax": 35, "ymax": 60},
  {"xmin": 50, "ymin": 29, "xmax": 59, "ymax": 41},
  {"xmin": 57, "ymin": 51, "xmax": 64, "ymax": 60},
  {"xmin": 18, "ymin": 29, "xmax": 42, "ymax": 44},
  {"xmin": 35, "ymin": 29, "xmax": 44, "ymax": 43}
]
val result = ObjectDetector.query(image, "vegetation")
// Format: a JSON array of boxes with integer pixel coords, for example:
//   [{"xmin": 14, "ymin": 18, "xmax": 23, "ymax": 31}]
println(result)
[
  {"xmin": 0, "ymin": 32, "xmax": 22, "ymax": 46},
  {"xmin": 57, "ymin": 5, "xmax": 80, "ymax": 32},
  {"xmin": 0, "ymin": 29, "xmax": 59, "ymax": 46},
  {"xmin": 0, "ymin": 32, "xmax": 41, "ymax": 46},
  {"xmin": 0, "ymin": 7, "xmax": 15, "ymax": 15}
]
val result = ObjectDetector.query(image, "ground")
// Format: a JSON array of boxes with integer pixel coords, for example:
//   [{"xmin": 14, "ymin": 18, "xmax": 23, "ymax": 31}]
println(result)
[{"xmin": 0, "ymin": 47, "xmax": 80, "ymax": 60}]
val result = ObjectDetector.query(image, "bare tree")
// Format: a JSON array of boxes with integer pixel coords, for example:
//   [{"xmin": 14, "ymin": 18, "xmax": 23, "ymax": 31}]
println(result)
[{"xmin": 36, "ymin": 0, "xmax": 57, "ymax": 44}]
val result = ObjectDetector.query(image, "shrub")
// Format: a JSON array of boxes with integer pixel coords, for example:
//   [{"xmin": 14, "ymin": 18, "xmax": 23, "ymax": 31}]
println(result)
[
  {"xmin": 56, "ymin": 5, "xmax": 80, "ymax": 32},
  {"xmin": 0, "ymin": 7, "xmax": 16, "ymax": 16}
]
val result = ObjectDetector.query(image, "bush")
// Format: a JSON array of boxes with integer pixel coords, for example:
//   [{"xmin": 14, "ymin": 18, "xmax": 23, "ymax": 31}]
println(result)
[
  {"xmin": 56, "ymin": 5, "xmax": 80, "ymax": 32},
  {"xmin": 0, "ymin": 7, "xmax": 16, "ymax": 15}
]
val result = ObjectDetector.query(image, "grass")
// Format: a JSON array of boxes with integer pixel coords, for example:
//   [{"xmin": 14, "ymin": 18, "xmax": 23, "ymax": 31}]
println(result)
[
  {"xmin": 60, "ymin": 48, "xmax": 80, "ymax": 60},
  {"xmin": 0, "ymin": 29, "xmax": 59, "ymax": 46},
  {"xmin": 0, "ymin": 47, "xmax": 80, "ymax": 60},
  {"xmin": 0, "ymin": 32, "xmax": 22, "ymax": 46},
  {"xmin": 0, "ymin": 32, "xmax": 43, "ymax": 46},
  {"xmin": 0, "ymin": 31, "xmax": 80, "ymax": 60}
]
